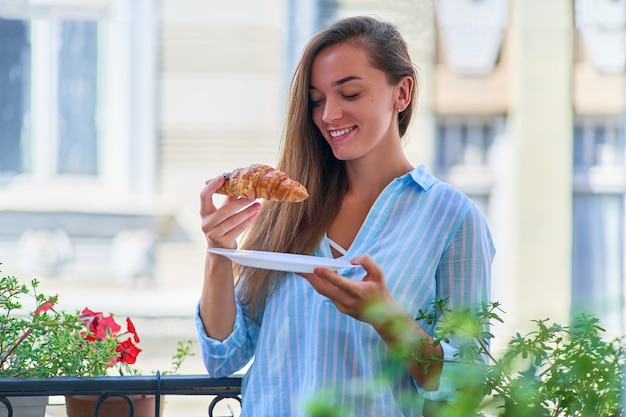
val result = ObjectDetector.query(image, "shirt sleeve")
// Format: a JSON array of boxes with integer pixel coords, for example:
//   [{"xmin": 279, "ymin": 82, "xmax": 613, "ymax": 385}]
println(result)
[
  {"xmin": 195, "ymin": 297, "xmax": 258, "ymax": 378},
  {"xmin": 415, "ymin": 197, "xmax": 495, "ymax": 400},
  {"xmin": 415, "ymin": 341, "xmax": 461, "ymax": 400}
]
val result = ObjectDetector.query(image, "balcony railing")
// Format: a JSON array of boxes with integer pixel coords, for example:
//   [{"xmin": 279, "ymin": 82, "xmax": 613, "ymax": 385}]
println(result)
[{"xmin": 0, "ymin": 373, "xmax": 242, "ymax": 417}]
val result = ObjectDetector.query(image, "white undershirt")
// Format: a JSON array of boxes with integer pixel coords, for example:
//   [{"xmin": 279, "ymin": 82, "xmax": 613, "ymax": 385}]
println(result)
[{"xmin": 327, "ymin": 237, "xmax": 348, "ymax": 256}]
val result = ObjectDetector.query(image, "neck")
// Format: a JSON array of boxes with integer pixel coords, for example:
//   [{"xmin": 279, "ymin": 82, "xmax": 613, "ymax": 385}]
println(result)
[{"xmin": 345, "ymin": 152, "xmax": 413, "ymax": 200}]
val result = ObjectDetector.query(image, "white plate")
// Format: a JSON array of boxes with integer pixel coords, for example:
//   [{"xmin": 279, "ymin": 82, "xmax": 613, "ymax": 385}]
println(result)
[{"xmin": 207, "ymin": 248, "xmax": 357, "ymax": 273}]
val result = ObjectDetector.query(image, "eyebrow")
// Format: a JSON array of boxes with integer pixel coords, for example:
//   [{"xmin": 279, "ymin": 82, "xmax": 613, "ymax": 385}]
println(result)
[{"xmin": 309, "ymin": 75, "xmax": 363, "ymax": 90}]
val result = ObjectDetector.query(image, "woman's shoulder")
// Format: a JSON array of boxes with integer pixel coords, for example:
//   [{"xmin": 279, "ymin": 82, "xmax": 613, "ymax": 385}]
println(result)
[
  {"xmin": 404, "ymin": 165, "xmax": 488, "ymax": 223},
  {"xmin": 408, "ymin": 165, "xmax": 468, "ymax": 199}
]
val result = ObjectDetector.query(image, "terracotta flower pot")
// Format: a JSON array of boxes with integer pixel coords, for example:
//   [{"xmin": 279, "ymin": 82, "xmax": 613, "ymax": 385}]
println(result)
[{"xmin": 65, "ymin": 394, "xmax": 164, "ymax": 417}]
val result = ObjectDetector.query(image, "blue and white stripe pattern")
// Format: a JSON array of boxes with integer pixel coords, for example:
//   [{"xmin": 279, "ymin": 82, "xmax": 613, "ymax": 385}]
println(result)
[{"xmin": 196, "ymin": 164, "xmax": 495, "ymax": 416}]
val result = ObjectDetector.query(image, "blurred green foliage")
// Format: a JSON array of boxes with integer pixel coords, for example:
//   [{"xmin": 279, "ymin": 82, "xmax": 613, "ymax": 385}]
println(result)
[{"xmin": 305, "ymin": 299, "xmax": 625, "ymax": 417}]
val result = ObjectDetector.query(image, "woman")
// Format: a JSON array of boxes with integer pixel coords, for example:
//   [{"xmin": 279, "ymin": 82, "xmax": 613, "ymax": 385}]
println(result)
[{"xmin": 197, "ymin": 15, "xmax": 495, "ymax": 416}]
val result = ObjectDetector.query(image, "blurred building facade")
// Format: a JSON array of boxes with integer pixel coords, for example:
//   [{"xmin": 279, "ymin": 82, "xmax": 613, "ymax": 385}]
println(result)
[{"xmin": 0, "ymin": 0, "xmax": 624, "ymax": 348}]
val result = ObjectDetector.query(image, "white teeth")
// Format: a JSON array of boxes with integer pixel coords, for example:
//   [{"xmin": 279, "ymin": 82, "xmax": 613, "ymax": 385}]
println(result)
[{"xmin": 329, "ymin": 128, "xmax": 352, "ymax": 138}]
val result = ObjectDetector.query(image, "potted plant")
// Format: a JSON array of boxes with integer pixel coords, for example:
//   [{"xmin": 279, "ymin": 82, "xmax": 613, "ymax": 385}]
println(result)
[
  {"xmin": 63, "ymin": 315, "xmax": 194, "ymax": 417},
  {"xmin": 0, "ymin": 271, "xmax": 194, "ymax": 417},
  {"xmin": 1, "ymin": 274, "xmax": 98, "ymax": 417}
]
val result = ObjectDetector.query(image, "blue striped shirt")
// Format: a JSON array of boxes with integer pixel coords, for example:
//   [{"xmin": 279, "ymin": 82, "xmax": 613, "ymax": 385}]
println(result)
[{"xmin": 196, "ymin": 165, "xmax": 495, "ymax": 416}]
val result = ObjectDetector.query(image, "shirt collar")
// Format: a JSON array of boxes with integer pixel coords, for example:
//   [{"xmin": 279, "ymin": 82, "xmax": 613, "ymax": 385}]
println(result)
[{"xmin": 404, "ymin": 164, "xmax": 436, "ymax": 191}]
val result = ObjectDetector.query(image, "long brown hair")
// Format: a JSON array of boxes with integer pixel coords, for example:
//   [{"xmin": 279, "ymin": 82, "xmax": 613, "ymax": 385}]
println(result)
[{"xmin": 236, "ymin": 15, "xmax": 419, "ymax": 323}]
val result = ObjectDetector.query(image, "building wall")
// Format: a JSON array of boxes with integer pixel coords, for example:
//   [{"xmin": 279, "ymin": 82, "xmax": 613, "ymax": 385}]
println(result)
[{"xmin": 155, "ymin": 0, "xmax": 287, "ymax": 289}]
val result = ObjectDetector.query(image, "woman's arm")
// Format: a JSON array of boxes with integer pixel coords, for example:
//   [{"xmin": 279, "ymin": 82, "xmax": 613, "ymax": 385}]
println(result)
[
  {"xmin": 198, "ymin": 176, "xmax": 261, "ymax": 340},
  {"xmin": 366, "ymin": 296, "xmax": 444, "ymax": 391},
  {"xmin": 199, "ymin": 253, "xmax": 238, "ymax": 341}
]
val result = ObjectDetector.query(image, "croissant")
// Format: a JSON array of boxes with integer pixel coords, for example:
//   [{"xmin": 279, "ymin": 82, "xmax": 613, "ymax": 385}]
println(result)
[{"xmin": 216, "ymin": 164, "xmax": 309, "ymax": 202}]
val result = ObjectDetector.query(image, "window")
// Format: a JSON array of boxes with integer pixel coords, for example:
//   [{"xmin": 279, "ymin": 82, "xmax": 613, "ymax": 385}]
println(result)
[
  {"xmin": 0, "ymin": 18, "xmax": 29, "ymax": 179},
  {"xmin": 572, "ymin": 116, "xmax": 625, "ymax": 333},
  {"xmin": 56, "ymin": 20, "xmax": 99, "ymax": 175},
  {"xmin": 434, "ymin": 115, "xmax": 503, "ymax": 216},
  {"xmin": 0, "ymin": 18, "xmax": 98, "ymax": 178},
  {"xmin": 0, "ymin": 0, "xmax": 157, "ymax": 201}
]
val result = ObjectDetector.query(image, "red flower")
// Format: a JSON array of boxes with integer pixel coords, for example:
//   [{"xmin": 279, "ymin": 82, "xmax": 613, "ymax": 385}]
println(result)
[
  {"xmin": 98, "ymin": 315, "xmax": 122, "ymax": 338},
  {"xmin": 126, "ymin": 317, "xmax": 140, "ymax": 343},
  {"xmin": 79, "ymin": 308, "xmax": 103, "ymax": 335},
  {"xmin": 80, "ymin": 309, "xmax": 122, "ymax": 339},
  {"xmin": 78, "ymin": 307, "xmax": 142, "ymax": 373},
  {"xmin": 33, "ymin": 297, "xmax": 57, "ymax": 315},
  {"xmin": 116, "ymin": 338, "xmax": 142, "ymax": 365}
]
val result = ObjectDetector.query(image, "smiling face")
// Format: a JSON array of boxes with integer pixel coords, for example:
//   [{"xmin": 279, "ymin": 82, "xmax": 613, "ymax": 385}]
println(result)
[{"xmin": 309, "ymin": 41, "xmax": 410, "ymax": 162}]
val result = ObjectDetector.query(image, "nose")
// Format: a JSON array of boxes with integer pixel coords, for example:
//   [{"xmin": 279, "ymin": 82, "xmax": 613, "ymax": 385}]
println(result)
[{"xmin": 321, "ymin": 98, "xmax": 342, "ymax": 124}]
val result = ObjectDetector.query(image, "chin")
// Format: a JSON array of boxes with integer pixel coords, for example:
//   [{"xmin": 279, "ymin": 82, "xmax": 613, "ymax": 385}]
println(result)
[{"xmin": 331, "ymin": 150, "xmax": 350, "ymax": 161}]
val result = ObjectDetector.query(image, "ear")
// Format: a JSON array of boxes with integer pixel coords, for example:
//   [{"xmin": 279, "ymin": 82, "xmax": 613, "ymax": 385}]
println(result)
[{"xmin": 394, "ymin": 75, "xmax": 413, "ymax": 112}]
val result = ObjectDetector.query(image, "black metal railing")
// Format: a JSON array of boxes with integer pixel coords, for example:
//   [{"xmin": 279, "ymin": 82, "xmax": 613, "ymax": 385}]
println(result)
[{"xmin": 0, "ymin": 373, "xmax": 242, "ymax": 417}]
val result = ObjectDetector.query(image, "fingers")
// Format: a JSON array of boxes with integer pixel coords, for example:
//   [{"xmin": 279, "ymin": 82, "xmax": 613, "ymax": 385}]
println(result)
[
  {"xmin": 349, "ymin": 254, "xmax": 384, "ymax": 282},
  {"xmin": 204, "ymin": 196, "xmax": 259, "ymax": 230},
  {"xmin": 301, "ymin": 269, "xmax": 357, "ymax": 316},
  {"xmin": 312, "ymin": 254, "xmax": 383, "ymax": 291},
  {"xmin": 300, "ymin": 255, "xmax": 391, "ymax": 320},
  {"xmin": 200, "ymin": 175, "xmax": 261, "ymax": 248},
  {"xmin": 299, "ymin": 271, "xmax": 341, "ymax": 298},
  {"xmin": 203, "ymin": 202, "xmax": 261, "ymax": 247},
  {"xmin": 204, "ymin": 174, "xmax": 225, "ymax": 189},
  {"xmin": 199, "ymin": 176, "xmax": 225, "ymax": 217}
]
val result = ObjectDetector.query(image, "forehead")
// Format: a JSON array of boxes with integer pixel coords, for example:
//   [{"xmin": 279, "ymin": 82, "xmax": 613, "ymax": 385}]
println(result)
[{"xmin": 310, "ymin": 42, "xmax": 379, "ymax": 87}]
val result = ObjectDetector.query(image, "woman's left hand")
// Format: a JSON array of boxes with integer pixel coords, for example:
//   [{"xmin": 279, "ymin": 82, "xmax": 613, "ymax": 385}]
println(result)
[{"xmin": 300, "ymin": 254, "xmax": 395, "ymax": 322}]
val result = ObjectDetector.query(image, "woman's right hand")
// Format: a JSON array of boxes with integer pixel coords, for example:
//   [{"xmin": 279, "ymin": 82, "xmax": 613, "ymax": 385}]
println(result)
[{"xmin": 200, "ymin": 175, "xmax": 262, "ymax": 249}]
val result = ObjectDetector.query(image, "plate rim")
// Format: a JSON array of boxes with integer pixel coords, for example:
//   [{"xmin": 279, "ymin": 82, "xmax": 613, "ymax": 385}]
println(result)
[{"xmin": 206, "ymin": 247, "xmax": 355, "ymax": 271}]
